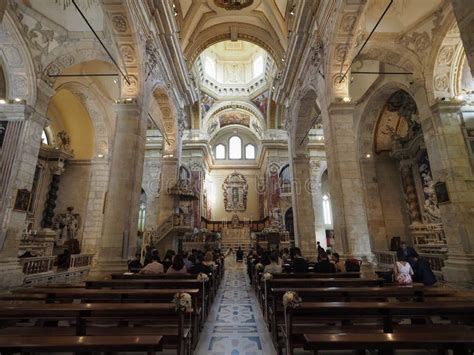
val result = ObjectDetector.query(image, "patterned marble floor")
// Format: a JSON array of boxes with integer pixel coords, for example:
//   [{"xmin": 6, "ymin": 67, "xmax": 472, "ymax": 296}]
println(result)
[{"xmin": 194, "ymin": 258, "xmax": 277, "ymax": 355}]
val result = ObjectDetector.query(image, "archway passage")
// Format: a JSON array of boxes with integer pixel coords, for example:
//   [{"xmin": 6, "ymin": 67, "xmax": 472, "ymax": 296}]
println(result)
[{"xmin": 363, "ymin": 89, "xmax": 445, "ymax": 253}]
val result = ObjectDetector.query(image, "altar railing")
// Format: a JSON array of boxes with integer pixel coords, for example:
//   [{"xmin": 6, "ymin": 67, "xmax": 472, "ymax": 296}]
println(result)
[
  {"xmin": 374, "ymin": 250, "xmax": 446, "ymax": 275},
  {"xmin": 20, "ymin": 256, "xmax": 56, "ymax": 275},
  {"xmin": 68, "ymin": 253, "xmax": 94, "ymax": 270}
]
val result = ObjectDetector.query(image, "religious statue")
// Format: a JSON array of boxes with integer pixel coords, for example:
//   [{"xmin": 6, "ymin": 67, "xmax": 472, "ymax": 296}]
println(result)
[
  {"xmin": 53, "ymin": 207, "xmax": 81, "ymax": 245},
  {"xmin": 269, "ymin": 208, "xmax": 283, "ymax": 230}
]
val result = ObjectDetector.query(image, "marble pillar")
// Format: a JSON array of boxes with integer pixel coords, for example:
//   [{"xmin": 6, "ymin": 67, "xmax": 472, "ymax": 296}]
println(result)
[
  {"xmin": 290, "ymin": 154, "xmax": 317, "ymax": 258},
  {"xmin": 450, "ymin": 0, "xmax": 474, "ymax": 76},
  {"xmin": 309, "ymin": 160, "xmax": 327, "ymax": 249},
  {"xmin": 92, "ymin": 104, "xmax": 146, "ymax": 276},
  {"xmin": 427, "ymin": 101, "xmax": 474, "ymax": 281},
  {"xmin": 0, "ymin": 105, "xmax": 47, "ymax": 288},
  {"xmin": 323, "ymin": 103, "xmax": 373, "ymax": 260}
]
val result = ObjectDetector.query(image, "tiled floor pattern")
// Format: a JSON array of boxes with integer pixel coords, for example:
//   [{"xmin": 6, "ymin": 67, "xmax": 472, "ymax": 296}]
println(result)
[{"xmin": 194, "ymin": 258, "xmax": 277, "ymax": 355}]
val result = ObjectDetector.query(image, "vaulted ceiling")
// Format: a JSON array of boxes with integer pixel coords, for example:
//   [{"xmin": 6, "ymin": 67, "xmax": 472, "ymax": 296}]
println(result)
[{"xmin": 174, "ymin": 0, "xmax": 290, "ymax": 67}]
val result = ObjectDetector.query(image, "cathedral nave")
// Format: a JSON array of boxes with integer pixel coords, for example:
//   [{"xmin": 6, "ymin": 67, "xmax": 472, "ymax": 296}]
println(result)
[{"xmin": 0, "ymin": 0, "xmax": 474, "ymax": 354}]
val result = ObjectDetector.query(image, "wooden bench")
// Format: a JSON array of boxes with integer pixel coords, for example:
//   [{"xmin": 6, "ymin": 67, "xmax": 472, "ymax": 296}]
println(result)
[
  {"xmin": 284, "ymin": 301, "xmax": 474, "ymax": 355},
  {"xmin": 0, "ymin": 335, "xmax": 163, "ymax": 354},
  {"xmin": 0, "ymin": 303, "xmax": 189, "ymax": 355},
  {"xmin": 266, "ymin": 286, "xmax": 456, "ymax": 345},
  {"xmin": 304, "ymin": 332, "xmax": 474, "ymax": 355},
  {"xmin": 16, "ymin": 287, "xmax": 203, "ymax": 351},
  {"xmin": 87, "ymin": 278, "xmax": 211, "ymax": 317}
]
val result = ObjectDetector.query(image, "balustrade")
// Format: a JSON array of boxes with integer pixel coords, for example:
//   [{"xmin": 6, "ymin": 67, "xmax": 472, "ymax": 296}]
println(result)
[{"xmin": 20, "ymin": 256, "xmax": 56, "ymax": 275}]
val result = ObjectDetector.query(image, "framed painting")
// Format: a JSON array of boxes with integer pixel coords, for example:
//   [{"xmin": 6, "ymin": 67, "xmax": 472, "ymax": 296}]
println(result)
[{"xmin": 14, "ymin": 189, "xmax": 31, "ymax": 212}]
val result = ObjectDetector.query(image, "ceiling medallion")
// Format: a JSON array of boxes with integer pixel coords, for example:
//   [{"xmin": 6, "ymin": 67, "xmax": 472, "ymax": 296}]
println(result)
[{"xmin": 214, "ymin": 0, "xmax": 254, "ymax": 10}]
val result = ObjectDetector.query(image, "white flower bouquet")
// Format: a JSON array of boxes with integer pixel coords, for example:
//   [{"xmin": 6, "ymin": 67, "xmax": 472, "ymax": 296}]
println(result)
[
  {"xmin": 255, "ymin": 263, "xmax": 264, "ymax": 271},
  {"xmin": 197, "ymin": 272, "xmax": 209, "ymax": 282},
  {"xmin": 173, "ymin": 292, "xmax": 192, "ymax": 312},
  {"xmin": 282, "ymin": 291, "xmax": 302, "ymax": 309},
  {"xmin": 262, "ymin": 272, "xmax": 273, "ymax": 281}
]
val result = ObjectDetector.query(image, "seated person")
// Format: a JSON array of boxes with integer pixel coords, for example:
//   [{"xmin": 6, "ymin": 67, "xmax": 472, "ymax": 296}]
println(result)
[
  {"xmin": 412, "ymin": 252, "xmax": 436, "ymax": 286},
  {"xmin": 167, "ymin": 254, "xmax": 188, "ymax": 274},
  {"xmin": 139, "ymin": 252, "xmax": 164, "ymax": 274},
  {"xmin": 393, "ymin": 253, "xmax": 414, "ymax": 285},
  {"xmin": 236, "ymin": 247, "xmax": 244, "ymax": 262},
  {"xmin": 345, "ymin": 257, "xmax": 361, "ymax": 272},
  {"xmin": 128, "ymin": 253, "xmax": 143, "ymax": 273},
  {"xmin": 332, "ymin": 252, "xmax": 345, "ymax": 272},
  {"xmin": 291, "ymin": 248, "xmax": 308, "ymax": 273},
  {"xmin": 314, "ymin": 251, "xmax": 336, "ymax": 273},
  {"xmin": 162, "ymin": 249, "xmax": 175, "ymax": 272},
  {"xmin": 264, "ymin": 251, "xmax": 283, "ymax": 274}
]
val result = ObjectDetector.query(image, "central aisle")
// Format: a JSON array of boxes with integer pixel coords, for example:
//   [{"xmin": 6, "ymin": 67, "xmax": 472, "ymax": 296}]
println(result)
[{"xmin": 195, "ymin": 257, "xmax": 277, "ymax": 355}]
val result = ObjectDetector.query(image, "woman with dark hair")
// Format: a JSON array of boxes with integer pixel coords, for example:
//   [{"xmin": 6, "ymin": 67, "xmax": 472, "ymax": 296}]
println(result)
[
  {"xmin": 394, "ymin": 253, "xmax": 414, "ymax": 285},
  {"xmin": 162, "ymin": 249, "xmax": 175, "ymax": 272},
  {"xmin": 332, "ymin": 252, "xmax": 345, "ymax": 272},
  {"xmin": 167, "ymin": 254, "xmax": 188, "ymax": 274}
]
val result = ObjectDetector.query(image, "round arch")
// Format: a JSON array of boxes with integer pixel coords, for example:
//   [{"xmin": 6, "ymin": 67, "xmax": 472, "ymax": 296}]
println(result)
[
  {"xmin": 184, "ymin": 24, "xmax": 285, "ymax": 69},
  {"xmin": 0, "ymin": 12, "xmax": 37, "ymax": 104},
  {"xmin": 55, "ymin": 80, "xmax": 112, "ymax": 158}
]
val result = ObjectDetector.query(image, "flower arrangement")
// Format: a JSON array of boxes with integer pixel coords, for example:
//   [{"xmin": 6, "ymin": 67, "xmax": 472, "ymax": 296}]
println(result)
[
  {"xmin": 262, "ymin": 227, "xmax": 279, "ymax": 233},
  {"xmin": 262, "ymin": 272, "xmax": 273, "ymax": 281},
  {"xmin": 197, "ymin": 272, "xmax": 209, "ymax": 282},
  {"xmin": 172, "ymin": 292, "xmax": 192, "ymax": 312},
  {"xmin": 255, "ymin": 263, "xmax": 264, "ymax": 271},
  {"xmin": 283, "ymin": 291, "xmax": 302, "ymax": 309}
]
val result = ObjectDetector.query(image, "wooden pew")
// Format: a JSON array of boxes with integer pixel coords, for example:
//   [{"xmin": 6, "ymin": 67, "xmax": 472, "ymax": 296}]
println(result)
[
  {"xmin": 85, "ymin": 279, "xmax": 210, "ymax": 325},
  {"xmin": 16, "ymin": 287, "xmax": 202, "ymax": 350},
  {"xmin": 304, "ymin": 332, "xmax": 474, "ymax": 355},
  {"xmin": 270, "ymin": 272, "xmax": 361, "ymax": 279},
  {"xmin": 266, "ymin": 286, "xmax": 456, "ymax": 345},
  {"xmin": 0, "ymin": 303, "xmax": 189, "ymax": 355},
  {"xmin": 284, "ymin": 301, "xmax": 474, "ymax": 355},
  {"xmin": 0, "ymin": 335, "xmax": 163, "ymax": 354},
  {"xmin": 257, "ymin": 277, "xmax": 385, "ymax": 321},
  {"xmin": 111, "ymin": 273, "xmax": 198, "ymax": 279}
]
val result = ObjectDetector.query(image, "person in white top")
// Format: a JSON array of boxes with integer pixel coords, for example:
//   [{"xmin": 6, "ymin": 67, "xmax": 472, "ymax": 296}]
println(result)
[
  {"xmin": 264, "ymin": 252, "xmax": 282, "ymax": 274},
  {"xmin": 393, "ymin": 254, "xmax": 414, "ymax": 285},
  {"xmin": 139, "ymin": 253, "xmax": 164, "ymax": 274}
]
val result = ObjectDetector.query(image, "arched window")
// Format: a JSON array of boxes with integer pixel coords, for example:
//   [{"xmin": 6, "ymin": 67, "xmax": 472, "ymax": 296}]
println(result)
[
  {"xmin": 215, "ymin": 144, "xmax": 226, "ymax": 159},
  {"xmin": 323, "ymin": 194, "xmax": 333, "ymax": 226},
  {"xmin": 253, "ymin": 55, "xmax": 264, "ymax": 78},
  {"xmin": 204, "ymin": 56, "xmax": 216, "ymax": 79},
  {"xmin": 41, "ymin": 130, "xmax": 50, "ymax": 145},
  {"xmin": 279, "ymin": 164, "xmax": 291, "ymax": 194},
  {"xmin": 245, "ymin": 144, "xmax": 255, "ymax": 159},
  {"xmin": 229, "ymin": 136, "xmax": 242, "ymax": 159},
  {"xmin": 138, "ymin": 190, "xmax": 147, "ymax": 232}
]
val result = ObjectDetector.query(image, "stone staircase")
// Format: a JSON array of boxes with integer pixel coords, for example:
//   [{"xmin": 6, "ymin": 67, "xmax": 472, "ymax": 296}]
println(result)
[{"xmin": 220, "ymin": 227, "xmax": 253, "ymax": 254}]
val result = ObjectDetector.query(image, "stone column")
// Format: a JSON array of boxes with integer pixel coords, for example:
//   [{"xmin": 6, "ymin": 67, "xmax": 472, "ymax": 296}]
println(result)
[
  {"xmin": 426, "ymin": 101, "xmax": 474, "ymax": 281},
  {"xmin": 290, "ymin": 154, "xmax": 318, "ymax": 258},
  {"xmin": 92, "ymin": 104, "xmax": 146, "ymax": 276},
  {"xmin": 0, "ymin": 105, "xmax": 47, "ymax": 288},
  {"xmin": 309, "ymin": 159, "xmax": 327, "ymax": 249},
  {"xmin": 450, "ymin": 0, "xmax": 474, "ymax": 76},
  {"xmin": 323, "ymin": 103, "xmax": 373, "ymax": 260}
]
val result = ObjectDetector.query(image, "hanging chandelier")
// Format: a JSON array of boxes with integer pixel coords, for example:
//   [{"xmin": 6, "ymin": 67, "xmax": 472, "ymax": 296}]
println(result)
[{"xmin": 55, "ymin": 0, "xmax": 96, "ymax": 10}]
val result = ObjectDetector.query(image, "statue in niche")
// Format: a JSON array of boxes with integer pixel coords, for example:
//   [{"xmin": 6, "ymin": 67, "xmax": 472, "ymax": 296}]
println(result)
[
  {"xmin": 231, "ymin": 213, "xmax": 240, "ymax": 229},
  {"xmin": 56, "ymin": 130, "xmax": 74, "ymax": 154},
  {"xmin": 269, "ymin": 208, "xmax": 283, "ymax": 230},
  {"xmin": 53, "ymin": 207, "xmax": 81, "ymax": 249}
]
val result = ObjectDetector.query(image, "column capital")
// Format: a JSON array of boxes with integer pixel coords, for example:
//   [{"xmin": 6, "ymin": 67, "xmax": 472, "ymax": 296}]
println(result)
[
  {"xmin": 327, "ymin": 102, "xmax": 355, "ymax": 115},
  {"xmin": 113, "ymin": 102, "xmax": 141, "ymax": 115},
  {"xmin": 430, "ymin": 99, "xmax": 464, "ymax": 114}
]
